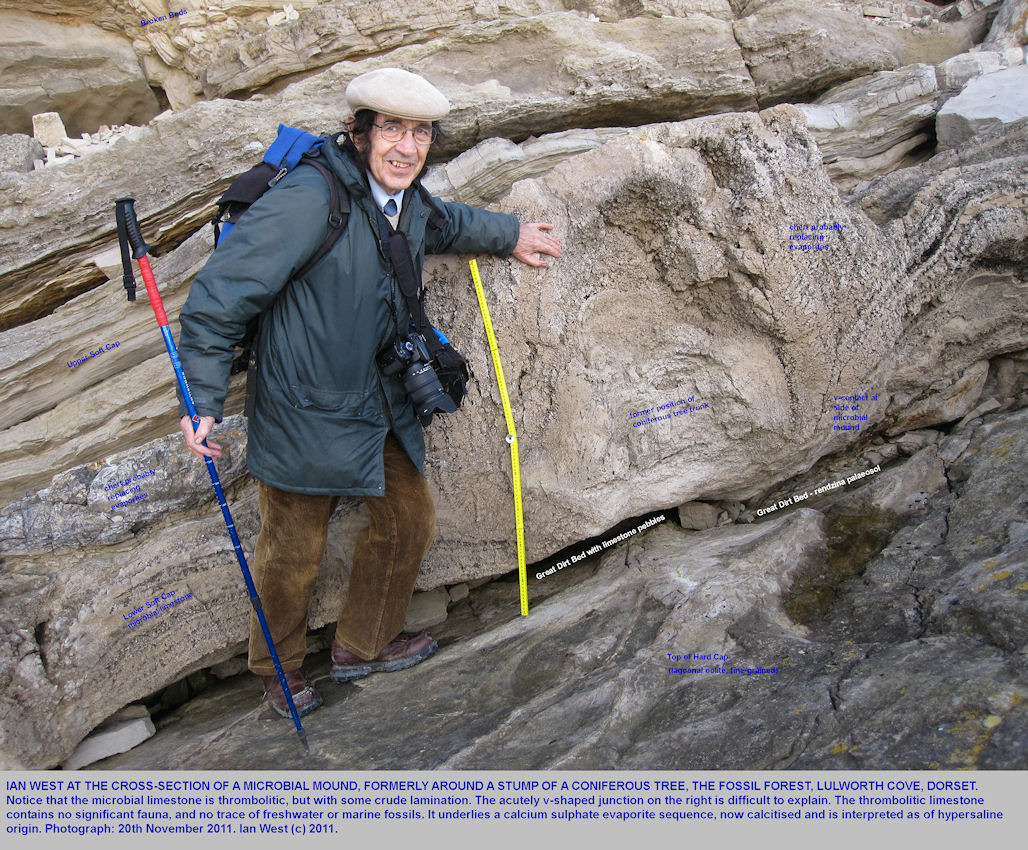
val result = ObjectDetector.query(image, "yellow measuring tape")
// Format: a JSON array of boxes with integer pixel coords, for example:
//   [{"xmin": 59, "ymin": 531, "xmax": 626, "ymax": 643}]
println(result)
[{"xmin": 469, "ymin": 259, "xmax": 528, "ymax": 616}]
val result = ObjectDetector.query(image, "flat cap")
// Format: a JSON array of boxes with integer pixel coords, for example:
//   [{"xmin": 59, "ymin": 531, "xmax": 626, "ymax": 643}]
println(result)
[{"xmin": 345, "ymin": 68, "xmax": 450, "ymax": 122}]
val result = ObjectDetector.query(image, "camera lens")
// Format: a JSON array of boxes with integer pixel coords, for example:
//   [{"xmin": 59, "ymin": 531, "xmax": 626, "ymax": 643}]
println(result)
[{"xmin": 404, "ymin": 362, "xmax": 457, "ymax": 422}]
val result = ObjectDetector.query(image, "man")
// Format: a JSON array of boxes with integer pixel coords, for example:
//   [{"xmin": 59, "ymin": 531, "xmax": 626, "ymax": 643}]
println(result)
[{"xmin": 176, "ymin": 68, "xmax": 560, "ymax": 717}]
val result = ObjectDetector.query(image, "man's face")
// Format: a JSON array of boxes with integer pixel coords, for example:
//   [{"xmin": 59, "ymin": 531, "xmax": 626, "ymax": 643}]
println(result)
[{"xmin": 360, "ymin": 113, "xmax": 431, "ymax": 194}]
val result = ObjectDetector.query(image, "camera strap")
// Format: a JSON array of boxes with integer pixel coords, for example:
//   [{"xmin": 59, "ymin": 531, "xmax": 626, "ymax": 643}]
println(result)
[
  {"xmin": 375, "ymin": 205, "xmax": 445, "ymax": 360},
  {"xmin": 372, "ymin": 194, "xmax": 471, "ymax": 420}
]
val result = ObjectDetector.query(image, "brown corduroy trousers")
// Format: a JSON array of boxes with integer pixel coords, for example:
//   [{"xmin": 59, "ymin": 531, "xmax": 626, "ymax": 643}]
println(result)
[{"xmin": 247, "ymin": 432, "xmax": 436, "ymax": 675}]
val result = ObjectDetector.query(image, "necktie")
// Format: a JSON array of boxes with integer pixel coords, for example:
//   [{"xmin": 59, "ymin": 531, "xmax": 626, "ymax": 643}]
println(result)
[{"xmin": 383, "ymin": 199, "xmax": 397, "ymax": 217}]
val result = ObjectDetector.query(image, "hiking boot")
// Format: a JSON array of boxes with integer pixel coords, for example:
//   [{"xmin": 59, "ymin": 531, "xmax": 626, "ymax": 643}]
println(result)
[
  {"xmin": 259, "ymin": 670, "xmax": 323, "ymax": 718},
  {"xmin": 330, "ymin": 631, "xmax": 438, "ymax": 682}
]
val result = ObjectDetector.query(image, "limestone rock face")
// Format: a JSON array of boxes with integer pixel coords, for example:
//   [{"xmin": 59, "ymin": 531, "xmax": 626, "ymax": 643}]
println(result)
[
  {"xmin": 0, "ymin": 12, "xmax": 756, "ymax": 333},
  {"xmin": 0, "ymin": 11, "xmax": 160, "ymax": 137},
  {"xmin": 936, "ymin": 63, "xmax": 1028, "ymax": 147},
  {"xmin": 0, "ymin": 229, "xmax": 247, "ymax": 507},
  {"xmin": 0, "ymin": 417, "xmax": 374, "ymax": 769},
  {"xmin": 0, "ymin": 101, "xmax": 332, "ymax": 333},
  {"xmin": 2, "ymin": 109, "xmax": 1025, "ymax": 768},
  {"xmin": 104, "ymin": 1, "xmax": 1005, "ymax": 114},
  {"xmin": 121, "ymin": 1, "xmax": 739, "ymax": 104},
  {"xmin": 61, "ymin": 715, "xmax": 156, "ymax": 771},
  {"xmin": 0, "ymin": 135, "xmax": 43, "ymax": 174},
  {"xmin": 0, "ymin": 1, "xmax": 1003, "ymax": 135},
  {"xmin": 1, "ymin": 0, "xmax": 1027, "ymax": 772},
  {"xmin": 193, "ymin": 0, "xmax": 547, "ymax": 99},
  {"xmin": 983, "ymin": 0, "xmax": 1028, "ymax": 48},
  {"xmin": 288, "ymin": 11, "xmax": 758, "ymax": 147},
  {"xmin": 935, "ymin": 46, "xmax": 1025, "ymax": 103},
  {"xmin": 797, "ymin": 64, "xmax": 939, "ymax": 188},
  {"xmin": 419, "ymin": 111, "xmax": 1025, "ymax": 585},
  {"xmin": 733, "ymin": 0, "xmax": 993, "ymax": 106},
  {"xmin": 423, "ymin": 129, "xmax": 631, "ymax": 207},
  {"xmin": 84, "ymin": 409, "xmax": 1028, "ymax": 770},
  {"xmin": 0, "ymin": 3, "xmax": 999, "ymax": 333},
  {"xmin": 14, "ymin": 1, "xmax": 989, "ymax": 121},
  {"xmin": 30, "ymin": 113, "xmax": 68, "ymax": 150}
]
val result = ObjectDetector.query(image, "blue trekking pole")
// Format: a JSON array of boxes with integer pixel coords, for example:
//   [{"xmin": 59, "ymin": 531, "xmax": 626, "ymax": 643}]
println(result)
[{"xmin": 114, "ymin": 198, "xmax": 310, "ymax": 755}]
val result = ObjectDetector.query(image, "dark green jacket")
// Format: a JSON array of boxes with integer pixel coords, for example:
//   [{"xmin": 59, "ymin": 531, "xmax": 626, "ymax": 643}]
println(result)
[{"xmin": 177, "ymin": 139, "xmax": 520, "ymax": 495}]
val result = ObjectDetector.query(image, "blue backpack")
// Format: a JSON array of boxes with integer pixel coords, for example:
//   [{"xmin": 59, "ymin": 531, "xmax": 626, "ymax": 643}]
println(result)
[{"xmin": 213, "ymin": 124, "xmax": 349, "ymax": 260}]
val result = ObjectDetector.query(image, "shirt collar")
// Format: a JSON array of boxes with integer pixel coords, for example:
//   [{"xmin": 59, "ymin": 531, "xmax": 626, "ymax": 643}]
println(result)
[{"xmin": 366, "ymin": 172, "xmax": 404, "ymax": 216}]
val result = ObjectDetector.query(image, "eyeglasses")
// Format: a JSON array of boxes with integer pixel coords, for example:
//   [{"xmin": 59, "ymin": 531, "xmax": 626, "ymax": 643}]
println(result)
[{"xmin": 373, "ymin": 121, "xmax": 437, "ymax": 146}]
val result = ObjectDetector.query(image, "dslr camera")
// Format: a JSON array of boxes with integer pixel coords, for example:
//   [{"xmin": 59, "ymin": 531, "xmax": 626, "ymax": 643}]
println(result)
[{"xmin": 376, "ymin": 332, "xmax": 458, "ymax": 425}]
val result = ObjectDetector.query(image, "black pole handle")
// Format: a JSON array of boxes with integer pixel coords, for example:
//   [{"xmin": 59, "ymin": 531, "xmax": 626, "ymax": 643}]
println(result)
[{"xmin": 114, "ymin": 197, "xmax": 150, "ymax": 259}]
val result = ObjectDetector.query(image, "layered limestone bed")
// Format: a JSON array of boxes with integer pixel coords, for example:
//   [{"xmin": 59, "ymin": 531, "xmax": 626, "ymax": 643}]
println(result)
[
  {"xmin": 0, "ymin": 0, "xmax": 996, "ymax": 118},
  {"xmin": 0, "ymin": 0, "xmax": 1026, "ymax": 768}
]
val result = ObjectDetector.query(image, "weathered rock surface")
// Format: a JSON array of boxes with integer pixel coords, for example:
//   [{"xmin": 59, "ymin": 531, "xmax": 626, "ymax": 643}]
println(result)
[
  {"xmin": 886, "ymin": 360, "xmax": 991, "ymax": 434},
  {"xmin": 0, "ymin": 102, "xmax": 314, "ymax": 333},
  {"xmin": 677, "ymin": 501, "xmax": 723, "ymax": 529},
  {"xmin": 2, "ymin": 0, "xmax": 1027, "ymax": 773},
  {"xmin": 0, "ymin": 1, "xmax": 745, "ymax": 111},
  {"xmin": 422, "ymin": 128, "xmax": 630, "ymax": 207},
  {"xmin": 30, "ymin": 112, "xmax": 68, "ymax": 150},
  {"xmin": 79, "ymin": 1, "xmax": 994, "ymax": 112},
  {"xmin": 734, "ymin": 0, "xmax": 992, "ymax": 106},
  {"xmin": 983, "ymin": 0, "xmax": 1028, "ymax": 48},
  {"xmin": 0, "ymin": 426, "xmax": 373, "ymax": 770},
  {"xmin": 234, "ymin": 9, "xmax": 761, "ymax": 135},
  {"xmin": 0, "ymin": 135, "xmax": 43, "ymax": 175},
  {"xmin": 404, "ymin": 588, "xmax": 451, "ymax": 632},
  {"xmin": 62, "ymin": 715, "xmax": 156, "ymax": 771},
  {"xmin": 936, "ymin": 45, "xmax": 1025, "ymax": 100},
  {"xmin": 0, "ymin": 8, "xmax": 760, "ymax": 332},
  {"xmin": 797, "ymin": 63, "xmax": 939, "ymax": 188},
  {"xmin": 939, "ymin": 0, "xmax": 1006, "ymax": 22},
  {"xmin": 0, "ymin": 10, "xmax": 160, "ymax": 138},
  {"xmin": 188, "ymin": 0, "xmax": 562, "ymax": 100},
  {"xmin": 1, "ymin": 3, "xmax": 996, "ymax": 332},
  {"xmin": 419, "ymin": 110, "xmax": 1024, "ymax": 587},
  {"xmin": 0, "ymin": 229, "xmax": 247, "ymax": 506},
  {"xmin": 936, "ymin": 63, "xmax": 1028, "ymax": 147},
  {"xmin": 87, "ymin": 409, "xmax": 1027, "ymax": 770},
  {"xmin": 2, "ymin": 109, "xmax": 1025, "ymax": 769}
]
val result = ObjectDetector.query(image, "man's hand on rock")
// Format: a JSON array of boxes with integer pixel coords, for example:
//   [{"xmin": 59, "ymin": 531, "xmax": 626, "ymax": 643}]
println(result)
[
  {"xmin": 512, "ymin": 222, "xmax": 561, "ymax": 267},
  {"xmin": 179, "ymin": 415, "xmax": 222, "ymax": 460}
]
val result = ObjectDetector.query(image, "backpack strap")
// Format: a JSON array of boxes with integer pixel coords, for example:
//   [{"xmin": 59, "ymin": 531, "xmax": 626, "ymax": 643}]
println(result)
[
  {"xmin": 212, "ymin": 162, "xmax": 280, "ymax": 246},
  {"xmin": 293, "ymin": 156, "xmax": 350, "ymax": 281},
  {"xmin": 374, "ymin": 206, "xmax": 447, "ymax": 361}
]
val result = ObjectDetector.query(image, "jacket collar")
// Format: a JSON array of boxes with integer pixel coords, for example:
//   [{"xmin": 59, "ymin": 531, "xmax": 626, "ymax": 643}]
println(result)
[
  {"xmin": 366, "ymin": 172, "xmax": 404, "ymax": 219},
  {"xmin": 321, "ymin": 137, "xmax": 431, "ymax": 249},
  {"xmin": 320, "ymin": 138, "xmax": 377, "ymax": 210}
]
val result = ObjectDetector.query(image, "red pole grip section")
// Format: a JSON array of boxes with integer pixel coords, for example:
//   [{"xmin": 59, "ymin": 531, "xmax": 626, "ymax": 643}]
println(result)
[{"xmin": 136, "ymin": 256, "xmax": 169, "ymax": 327}]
